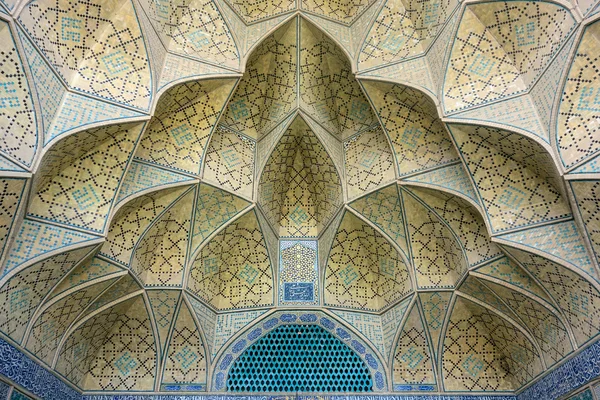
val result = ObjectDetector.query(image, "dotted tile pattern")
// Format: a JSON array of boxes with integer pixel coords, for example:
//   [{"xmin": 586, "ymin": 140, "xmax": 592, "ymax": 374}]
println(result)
[
  {"xmin": 449, "ymin": 123, "xmax": 571, "ymax": 233},
  {"xmin": 135, "ymin": 79, "xmax": 236, "ymax": 176},
  {"xmin": 19, "ymin": 0, "xmax": 152, "ymax": 110},
  {"xmin": 24, "ymin": 277, "xmax": 117, "ymax": 365},
  {"xmin": 0, "ymin": 179, "xmax": 26, "ymax": 260},
  {"xmin": 191, "ymin": 183, "xmax": 250, "ymax": 255},
  {"xmin": 203, "ymin": 127, "xmax": 255, "ymax": 199},
  {"xmin": 359, "ymin": 0, "xmax": 458, "ymax": 70},
  {"xmin": 2, "ymin": 219, "xmax": 97, "ymax": 278},
  {"xmin": 162, "ymin": 302, "xmax": 206, "ymax": 387},
  {"xmin": 404, "ymin": 163, "xmax": 479, "ymax": 205},
  {"xmin": 57, "ymin": 296, "xmax": 156, "ymax": 391},
  {"xmin": 0, "ymin": 246, "xmax": 95, "ymax": 342},
  {"xmin": 117, "ymin": 161, "xmax": 193, "ymax": 204},
  {"xmin": 131, "ymin": 188, "xmax": 193, "ymax": 287},
  {"xmin": 221, "ymin": 20, "xmax": 297, "ymax": 139},
  {"xmin": 101, "ymin": 187, "xmax": 189, "ymax": 266},
  {"xmin": 225, "ymin": 0, "xmax": 296, "ymax": 23},
  {"xmin": 362, "ymin": 81, "xmax": 459, "ymax": 176},
  {"xmin": 142, "ymin": 0, "xmax": 239, "ymax": 68},
  {"xmin": 418, "ymin": 291, "xmax": 451, "ymax": 358},
  {"xmin": 407, "ymin": 187, "xmax": 501, "ymax": 267},
  {"xmin": 381, "ymin": 296, "xmax": 412, "ymax": 361},
  {"xmin": 393, "ymin": 304, "xmax": 435, "ymax": 386},
  {"xmin": 404, "ymin": 191, "xmax": 467, "ymax": 289},
  {"xmin": 188, "ymin": 211, "xmax": 274, "ymax": 310},
  {"xmin": 344, "ymin": 125, "xmax": 396, "ymax": 200},
  {"xmin": 301, "ymin": 0, "xmax": 375, "ymax": 25},
  {"xmin": 279, "ymin": 240, "xmax": 319, "ymax": 306},
  {"xmin": 348, "ymin": 184, "xmax": 409, "ymax": 257},
  {"xmin": 443, "ymin": 296, "xmax": 543, "ymax": 391},
  {"xmin": 324, "ymin": 211, "xmax": 412, "ymax": 311},
  {"xmin": 443, "ymin": 1, "xmax": 574, "ymax": 113},
  {"xmin": 258, "ymin": 116, "xmax": 343, "ymax": 237},
  {"xmin": 508, "ymin": 248, "xmax": 600, "ymax": 346},
  {"xmin": 0, "ymin": 22, "xmax": 37, "ymax": 167},
  {"xmin": 49, "ymin": 257, "xmax": 123, "ymax": 300},
  {"xmin": 483, "ymin": 280, "xmax": 572, "ymax": 368},
  {"xmin": 300, "ymin": 19, "xmax": 376, "ymax": 139},
  {"xmin": 146, "ymin": 289, "xmax": 180, "ymax": 354},
  {"xmin": 29, "ymin": 122, "xmax": 142, "ymax": 233},
  {"xmin": 571, "ymin": 180, "xmax": 600, "ymax": 266}
]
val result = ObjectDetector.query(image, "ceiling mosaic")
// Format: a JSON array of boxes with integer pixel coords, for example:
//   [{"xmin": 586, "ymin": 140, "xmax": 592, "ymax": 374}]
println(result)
[{"xmin": 0, "ymin": 0, "xmax": 599, "ymax": 398}]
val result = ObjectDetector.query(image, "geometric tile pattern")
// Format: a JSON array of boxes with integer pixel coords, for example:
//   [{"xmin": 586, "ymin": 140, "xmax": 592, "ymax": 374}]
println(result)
[
  {"xmin": 393, "ymin": 304, "xmax": 435, "ymax": 386},
  {"xmin": 135, "ymin": 79, "xmax": 236, "ymax": 176},
  {"xmin": 57, "ymin": 296, "xmax": 156, "ymax": 391},
  {"xmin": 190, "ymin": 183, "xmax": 250, "ymax": 255},
  {"xmin": 404, "ymin": 163, "xmax": 479, "ymax": 205},
  {"xmin": 225, "ymin": 0, "xmax": 296, "ymax": 23},
  {"xmin": 509, "ymin": 248, "xmax": 600, "ymax": 347},
  {"xmin": 116, "ymin": 161, "xmax": 194, "ymax": 204},
  {"xmin": 19, "ymin": 0, "xmax": 152, "ymax": 110},
  {"xmin": 28, "ymin": 122, "xmax": 143, "ymax": 233},
  {"xmin": 557, "ymin": 21, "xmax": 600, "ymax": 169},
  {"xmin": 324, "ymin": 211, "xmax": 412, "ymax": 311},
  {"xmin": 498, "ymin": 220, "xmax": 596, "ymax": 280},
  {"xmin": 301, "ymin": 0, "xmax": 376, "ymax": 25},
  {"xmin": 258, "ymin": 116, "xmax": 342, "ymax": 237},
  {"xmin": 131, "ymin": 188, "xmax": 193, "ymax": 287},
  {"xmin": 0, "ymin": 246, "xmax": 95, "ymax": 343},
  {"xmin": 161, "ymin": 302, "xmax": 206, "ymax": 388},
  {"xmin": 142, "ymin": 0, "xmax": 239, "ymax": 68},
  {"xmin": 381, "ymin": 296, "xmax": 412, "ymax": 361},
  {"xmin": 474, "ymin": 257, "xmax": 551, "ymax": 303},
  {"xmin": 443, "ymin": 2, "xmax": 575, "ymax": 114},
  {"xmin": 483, "ymin": 280, "xmax": 573, "ymax": 368},
  {"xmin": 279, "ymin": 240, "xmax": 319, "ymax": 306},
  {"xmin": 344, "ymin": 125, "xmax": 396, "ymax": 199},
  {"xmin": 408, "ymin": 187, "xmax": 502, "ymax": 267},
  {"xmin": 0, "ymin": 22, "xmax": 37, "ymax": 167},
  {"xmin": 146, "ymin": 290, "xmax": 180, "ymax": 355},
  {"xmin": 2, "ymin": 219, "xmax": 98, "ymax": 278},
  {"xmin": 221, "ymin": 20, "xmax": 297, "ymax": 139},
  {"xmin": 203, "ymin": 127, "xmax": 255, "ymax": 199},
  {"xmin": 300, "ymin": 19, "xmax": 376, "ymax": 139},
  {"xmin": 419, "ymin": 291, "xmax": 451, "ymax": 358},
  {"xmin": 359, "ymin": 0, "xmax": 458, "ymax": 70},
  {"xmin": 213, "ymin": 309, "xmax": 268, "ymax": 360},
  {"xmin": 25, "ymin": 277, "xmax": 117, "ymax": 366},
  {"xmin": 449, "ymin": 123, "xmax": 571, "ymax": 233},
  {"xmin": 188, "ymin": 210, "xmax": 274, "ymax": 310},
  {"xmin": 348, "ymin": 184, "xmax": 409, "ymax": 257},
  {"xmin": 403, "ymin": 191, "xmax": 467, "ymax": 289},
  {"xmin": 331, "ymin": 309, "xmax": 385, "ymax": 355},
  {"xmin": 571, "ymin": 180, "xmax": 600, "ymax": 266},
  {"xmin": 48, "ymin": 257, "xmax": 122, "ymax": 301},
  {"xmin": 100, "ymin": 186, "xmax": 189, "ymax": 266},
  {"xmin": 0, "ymin": 178, "xmax": 26, "ymax": 260},
  {"xmin": 361, "ymin": 81, "xmax": 459, "ymax": 176},
  {"xmin": 443, "ymin": 296, "xmax": 542, "ymax": 391}
]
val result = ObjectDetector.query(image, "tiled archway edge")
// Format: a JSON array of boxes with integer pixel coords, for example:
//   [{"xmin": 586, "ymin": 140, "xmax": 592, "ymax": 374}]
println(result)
[{"xmin": 1, "ymin": 335, "xmax": 600, "ymax": 400}]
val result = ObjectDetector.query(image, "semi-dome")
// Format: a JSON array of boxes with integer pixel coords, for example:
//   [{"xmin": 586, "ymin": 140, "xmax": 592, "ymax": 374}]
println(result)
[{"xmin": 0, "ymin": 1, "xmax": 599, "ymax": 399}]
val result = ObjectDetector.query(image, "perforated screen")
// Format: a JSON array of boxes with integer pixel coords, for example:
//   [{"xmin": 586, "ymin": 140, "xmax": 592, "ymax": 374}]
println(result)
[{"xmin": 227, "ymin": 324, "xmax": 373, "ymax": 392}]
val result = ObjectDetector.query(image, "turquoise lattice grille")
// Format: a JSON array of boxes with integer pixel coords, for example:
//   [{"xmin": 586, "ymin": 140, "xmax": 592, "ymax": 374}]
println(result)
[{"xmin": 227, "ymin": 324, "xmax": 373, "ymax": 392}]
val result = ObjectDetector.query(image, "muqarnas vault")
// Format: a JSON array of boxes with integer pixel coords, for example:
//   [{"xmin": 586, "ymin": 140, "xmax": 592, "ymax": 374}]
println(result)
[{"xmin": 0, "ymin": 0, "xmax": 598, "ymax": 399}]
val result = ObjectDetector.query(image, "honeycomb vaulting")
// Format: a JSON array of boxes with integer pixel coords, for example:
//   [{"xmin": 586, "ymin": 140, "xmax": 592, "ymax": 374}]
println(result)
[{"xmin": 0, "ymin": 0, "xmax": 599, "ymax": 399}]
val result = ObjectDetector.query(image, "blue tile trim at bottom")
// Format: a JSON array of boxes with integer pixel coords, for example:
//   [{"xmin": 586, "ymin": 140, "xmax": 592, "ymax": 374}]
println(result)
[
  {"xmin": 1, "ymin": 331, "xmax": 600, "ymax": 400},
  {"xmin": 0, "ymin": 337, "xmax": 80, "ymax": 400},
  {"xmin": 518, "ymin": 339, "xmax": 600, "ymax": 400}
]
